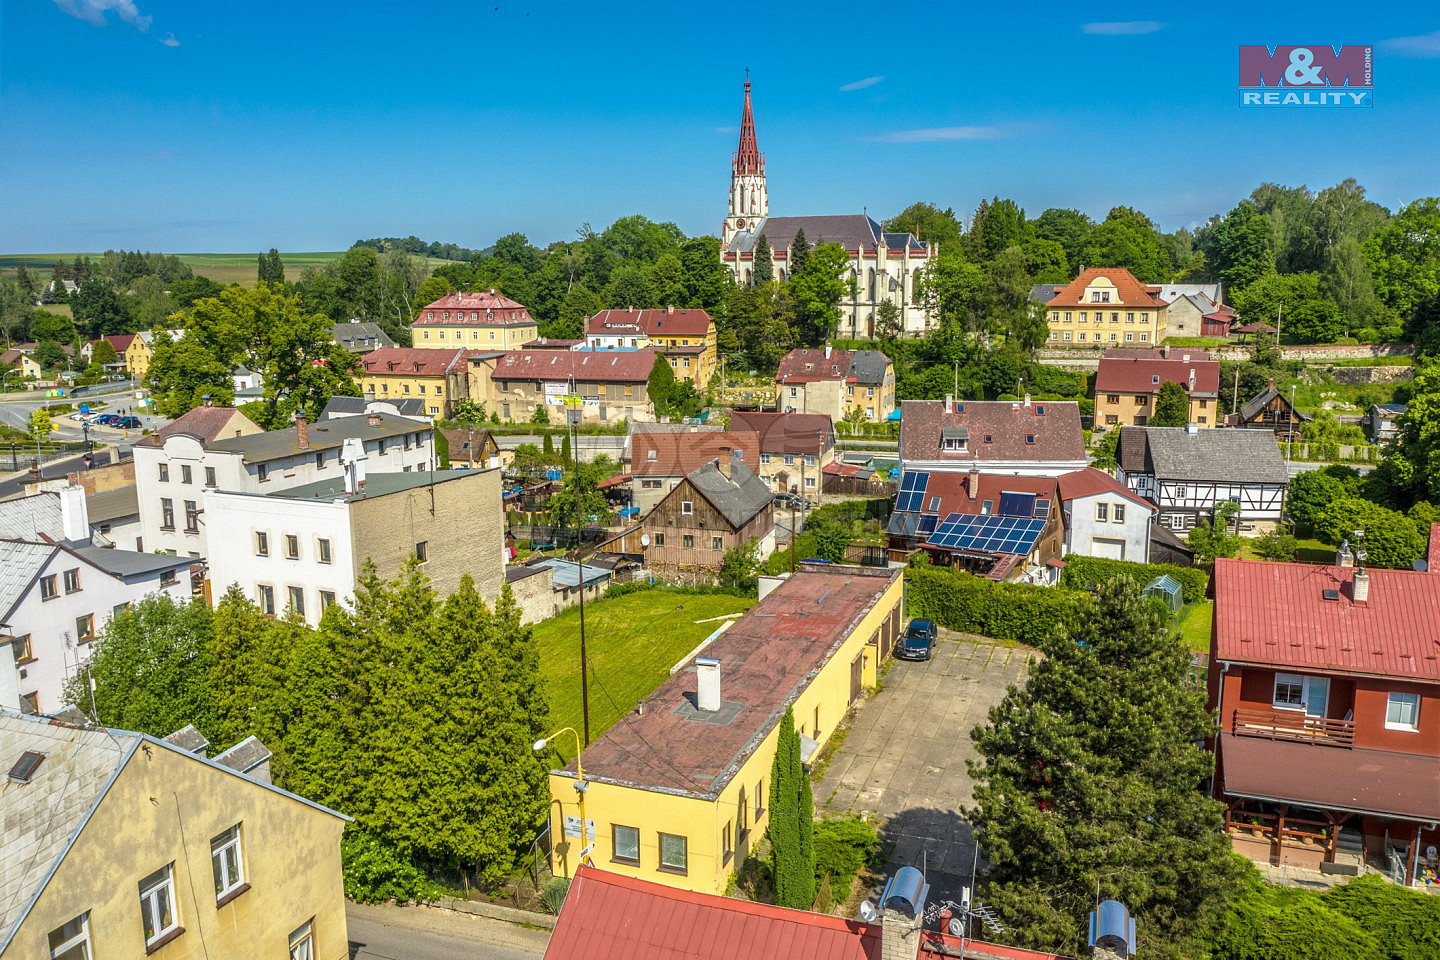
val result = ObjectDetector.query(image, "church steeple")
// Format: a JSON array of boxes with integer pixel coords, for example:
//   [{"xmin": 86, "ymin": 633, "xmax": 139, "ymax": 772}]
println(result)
[{"xmin": 723, "ymin": 75, "xmax": 768, "ymax": 249}]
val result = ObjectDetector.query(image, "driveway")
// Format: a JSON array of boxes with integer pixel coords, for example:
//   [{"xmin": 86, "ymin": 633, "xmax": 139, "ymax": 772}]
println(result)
[
  {"xmin": 813, "ymin": 635, "xmax": 1035, "ymax": 903},
  {"xmin": 347, "ymin": 902, "xmax": 549, "ymax": 960}
]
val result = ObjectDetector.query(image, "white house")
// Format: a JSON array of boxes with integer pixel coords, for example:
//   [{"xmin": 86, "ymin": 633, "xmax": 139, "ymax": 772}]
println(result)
[{"xmin": 1056, "ymin": 467, "xmax": 1158, "ymax": 562}]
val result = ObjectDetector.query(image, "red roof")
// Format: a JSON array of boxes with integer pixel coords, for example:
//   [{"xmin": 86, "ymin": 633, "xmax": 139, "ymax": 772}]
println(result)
[
  {"xmin": 359, "ymin": 347, "xmax": 468, "ymax": 377},
  {"xmin": 632, "ymin": 431, "xmax": 760, "ymax": 477},
  {"xmin": 1094, "ymin": 354, "xmax": 1220, "ymax": 397},
  {"xmin": 727, "ymin": 411, "xmax": 834, "ymax": 455},
  {"xmin": 545, "ymin": 865, "xmax": 1070, "ymax": 960},
  {"xmin": 733, "ymin": 78, "xmax": 763, "ymax": 176},
  {"xmin": 1045, "ymin": 268, "xmax": 1168, "ymax": 310},
  {"xmin": 588, "ymin": 308, "xmax": 714, "ymax": 339},
  {"xmin": 1055, "ymin": 468, "xmax": 1155, "ymax": 512},
  {"xmin": 912, "ymin": 471, "xmax": 1059, "ymax": 519},
  {"xmin": 898, "ymin": 400, "xmax": 1086, "ymax": 467},
  {"xmin": 416, "ymin": 289, "xmax": 536, "ymax": 326},
  {"xmin": 490, "ymin": 348, "xmax": 660, "ymax": 384},
  {"xmin": 1213, "ymin": 555, "xmax": 1440, "ymax": 682},
  {"xmin": 104, "ymin": 334, "xmax": 137, "ymax": 353},
  {"xmin": 776, "ymin": 348, "xmax": 853, "ymax": 383}
]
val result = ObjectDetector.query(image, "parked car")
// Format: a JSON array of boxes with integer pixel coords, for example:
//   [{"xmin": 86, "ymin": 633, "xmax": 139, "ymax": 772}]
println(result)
[
  {"xmin": 93, "ymin": 414, "xmax": 121, "ymax": 426},
  {"xmin": 67, "ymin": 412, "xmax": 89, "ymax": 421},
  {"xmin": 897, "ymin": 618, "xmax": 938, "ymax": 662},
  {"xmin": 108, "ymin": 374, "xmax": 128, "ymax": 382},
  {"xmin": 113, "ymin": 416, "xmax": 142, "ymax": 429}
]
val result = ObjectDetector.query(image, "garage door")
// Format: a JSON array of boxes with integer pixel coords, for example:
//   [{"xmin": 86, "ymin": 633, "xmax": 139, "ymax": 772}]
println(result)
[{"xmin": 1091, "ymin": 537, "xmax": 1126, "ymax": 560}]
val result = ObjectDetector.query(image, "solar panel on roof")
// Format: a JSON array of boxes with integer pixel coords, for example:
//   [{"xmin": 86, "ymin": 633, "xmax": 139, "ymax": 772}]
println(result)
[
  {"xmin": 926, "ymin": 513, "xmax": 1046, "ymax": 556},
  {"xmin": 918, "ymin": 514, "xmax": 939, "ymax": 534},
  {"xmin": 998, "ymin": 492, "xmax": 1037, "ymax": 518},
  {"xmin": 896, "ymin": 471, "xmax": 930, "ymax": 513},
  {"xmin": 1034, "ymin": 498, "xmax": 1051, "ymax": 518}
]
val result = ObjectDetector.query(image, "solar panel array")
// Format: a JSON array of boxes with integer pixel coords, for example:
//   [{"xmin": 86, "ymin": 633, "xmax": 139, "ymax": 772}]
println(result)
[
  {"xmin": 918, "ymin": 514, "xmax": 939, "ymax": 535},
  {"xmin": 927, "ymin": 512, "xmax": 1047, "ymax": 556},
  {"xmin": 896, "ymin": 471, "xmax": 930, "ymax": 512},
  {"xmin": 997, "ymin": 491, "xmax": 1036, "ymax": 518}
]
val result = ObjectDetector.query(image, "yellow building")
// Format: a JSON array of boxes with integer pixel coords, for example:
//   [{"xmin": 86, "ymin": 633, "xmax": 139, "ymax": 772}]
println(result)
[
  {"xmin": 585, "ymin": 308, "xmax": 719, "ymax": 386},
  {"xmin": 543, "ymin": 564, "xmax": 905, "ymax": 894},
  {"xmin": 357, "ymin": 347, "xmax": 469, "ymax": 419},
  {"xmin": 0, "ymin": 712, "xmax": 348, "ymax": 960},
  {"xmin": 414, "ymin": 290, "xmax": 539, "ymax": 349},
  {"xmin": 1040, "ymin": 267, "xmax": 1170, "ymax": 345}
]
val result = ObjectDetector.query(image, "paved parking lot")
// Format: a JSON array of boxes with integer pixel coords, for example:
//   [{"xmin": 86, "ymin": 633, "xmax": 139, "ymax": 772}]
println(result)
[{"xmin": 813, "ymin": 634, "xmax": 1034, "ymax": 901}]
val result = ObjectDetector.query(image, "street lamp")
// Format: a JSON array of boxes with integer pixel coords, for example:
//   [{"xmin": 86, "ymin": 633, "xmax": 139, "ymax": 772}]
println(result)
[{"xmin": 534, "ymin": 727, "xmax": 591, "ymax": 869}]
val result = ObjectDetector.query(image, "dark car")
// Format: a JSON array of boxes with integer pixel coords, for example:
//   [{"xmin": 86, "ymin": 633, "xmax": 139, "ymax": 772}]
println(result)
[
  {"xmin": 897, "ymin": 618, "xmax": 938, "ymax": 662},
  {"xmin": 93, "ymin": 414, "xmax": 121, "ymax": 426},
  {"xmin": 114, "ymin": 416, "xmax": 142, "ymax": 429}
]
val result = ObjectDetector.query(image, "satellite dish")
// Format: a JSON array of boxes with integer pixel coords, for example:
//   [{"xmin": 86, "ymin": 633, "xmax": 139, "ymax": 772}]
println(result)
[
  {"xmin": 948, "ymin": 917, "xmax": 964, "ymax": 937},
  {"xmin": 1414, "ymin": 559, "xmax": 1429, "ymax": 573},
  {"xmin": 858, "ymin": 901, "xmax": 877, "ymax": 923},
  {"xmin": 640, "ymin": 533, "xmax": 650, "ymax": 548}
]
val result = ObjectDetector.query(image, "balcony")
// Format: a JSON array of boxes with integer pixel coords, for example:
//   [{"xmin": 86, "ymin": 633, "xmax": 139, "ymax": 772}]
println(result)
[{"xmin": 1230, "ymin": 707, "xmax": 1355, "ymax": 747}]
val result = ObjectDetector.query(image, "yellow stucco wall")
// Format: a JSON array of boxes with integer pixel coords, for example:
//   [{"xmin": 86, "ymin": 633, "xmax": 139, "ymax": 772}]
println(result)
[
  {"xmin": 1095, "ymin": 392, "xmax": 1218, "ymax": 428},
  {"xmin": 546, "ymin": 571, "xmax": 902, "ymax": 894},
  {"xmin": 654, "ymin": 328, "xmax": 718, "ymax": 386},
  {"xmin": 359, "ymin": 372, "xmax": 457, "ymax": 418},
  {"xmin": 1046, "ymin": 278, "xmax": 1169, "ymax": 344},
  {"xmin": 125, "ymin": 339, "xmax": 152, "ymax": 380},
  {"xmin": 9, "ymin": 743, "xmax": 347, "ymax": 960},
  {"xmin": 416, "ymin": 323, "xmax": 537, "ymax": 349}
]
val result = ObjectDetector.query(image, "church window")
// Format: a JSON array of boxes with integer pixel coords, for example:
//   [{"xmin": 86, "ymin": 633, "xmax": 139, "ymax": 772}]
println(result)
[
  {"xmin": 739, "ymin": 184, "xmax": 745, "ymax": 210},
  {"xmin": 867, "ymin": 269, "xmax": 876, "ymax": 301}
]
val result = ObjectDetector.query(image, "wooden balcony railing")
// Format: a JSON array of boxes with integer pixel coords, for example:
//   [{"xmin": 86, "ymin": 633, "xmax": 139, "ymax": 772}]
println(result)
[{"xmin": 1231, "ymin": 707, "xmax": 1355, "ymax": 747}]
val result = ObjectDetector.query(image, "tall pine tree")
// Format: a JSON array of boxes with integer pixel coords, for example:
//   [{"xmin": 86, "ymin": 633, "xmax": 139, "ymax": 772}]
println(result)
[
  {"xmin": 753, "ymin": 234, "xmax": 774, "ymax": 285},
  {"xmin": 967, "ymin": 577, "xmax": 1242, "ymax": 959},
  {"xmin": 768, "ymin": 706, "xmax": 815, "ymax": 909},
  {"xmin": 788, "ymin": 228, "xmax": 810, "ymax": 277}
]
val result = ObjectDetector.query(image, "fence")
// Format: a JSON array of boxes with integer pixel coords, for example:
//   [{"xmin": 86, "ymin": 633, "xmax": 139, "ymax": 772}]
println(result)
[{"xmin": 2, "ymin": 442, "xmax": 92, "ymax": 472}]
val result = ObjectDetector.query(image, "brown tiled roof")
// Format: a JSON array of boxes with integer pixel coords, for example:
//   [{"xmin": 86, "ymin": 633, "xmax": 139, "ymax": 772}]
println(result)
[
  {"xmin": 908, "ymin": 471, "xmax": 1059, "ymax": 518},
  {"xmin": 632, "ymin": 431, "xmax": 760, "ymax": 477},
  {"xmin": 415, "ymin": 290, "xmax": 536, "ymax": 326},
  {"xmin": 566, "ymin": 566, "xmax": 901, "ymax": 796},
  {"xmin": 898, "ymin": 400, "xmax": 1085, "ymax": 465},
  {"xmin": 776, "ymin": 348, "xmax": 853, "ymax": 383},
  {"xmin": 1045, "ymin": 267, "xmax": 1168, "ymax": 310},
  {"xmin": 1095, "ymin": 354, "xmax": 1220, "ymax": 397},
  {"xmin": 134, "ymin": 407, "xmax": 259, "ymax": 448},
  {"xmin": 1055, "ymin": 468, "xmax": 1154, "ymax": 511},
  {"xmin": 359, "ymin": 347, "xmax": 468, "ymax": 377},
  {"xmin": 490, "ymin": 349, "xmax": 660, "ymax": 384},
  {"xmin": 727, "ymin": 411, "xmax": 834, "ymax": 455},
  {"xmin": 587, "ymin": 308, "xmax": 714, "ymax": 338}
]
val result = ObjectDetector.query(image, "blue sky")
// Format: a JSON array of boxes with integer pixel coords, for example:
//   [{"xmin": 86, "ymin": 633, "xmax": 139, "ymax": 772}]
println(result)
[{"xmin": 2, "ymin": 1, "xmax": 1439, "ymax": 253}]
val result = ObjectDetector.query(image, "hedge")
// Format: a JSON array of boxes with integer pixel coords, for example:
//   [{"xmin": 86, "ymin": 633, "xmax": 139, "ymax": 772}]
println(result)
[
  {"xmin": 905, "ymin": 566, "xmax": 1090, "ymax": 648},
  {"xmin": 1060, "ymin": 555, "xmax": 1209, "ymax": 604}
]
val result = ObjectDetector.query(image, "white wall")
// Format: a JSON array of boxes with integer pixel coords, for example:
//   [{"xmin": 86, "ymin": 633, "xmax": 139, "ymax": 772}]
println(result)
[{"xmin": 1063, "ymin": 492, "xmax": 1154, "ymax": 563}]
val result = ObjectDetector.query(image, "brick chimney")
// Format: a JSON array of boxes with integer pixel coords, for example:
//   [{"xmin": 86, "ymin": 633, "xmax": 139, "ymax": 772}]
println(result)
[
  {"xmin": 1428, "ymin": 523, "xmax": 1440, "ymax": 573},
  {"xmin": 367, "ymin": 412, "xmax": 382, "ymax": 427},
  {"xmin": 969, "ymin": 467, "xmax": 981, "ymax": 499},
  {"xmin": 717, "ymin": 448, "xmax": 733, "ymax": 480},
  {"xmin": 295, "ymin": 411, "xmax": 309, "ymax": 450}
]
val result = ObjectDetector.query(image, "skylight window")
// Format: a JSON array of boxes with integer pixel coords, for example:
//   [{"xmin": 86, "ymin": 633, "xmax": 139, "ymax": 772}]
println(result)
[{"xmin": 9, "ymin": 751, "xmax": 44, "ymax": 783}]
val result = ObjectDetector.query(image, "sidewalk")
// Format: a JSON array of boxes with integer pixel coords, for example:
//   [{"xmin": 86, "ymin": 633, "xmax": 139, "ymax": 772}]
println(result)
[{"xmin": 347, "ymin": 900, "xmax": 552, "ymax": 956}]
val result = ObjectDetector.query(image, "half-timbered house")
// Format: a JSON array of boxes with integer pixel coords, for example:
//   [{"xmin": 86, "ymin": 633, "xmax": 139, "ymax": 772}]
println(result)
[{"xmin": 1116, "ymin": 425, "xmax": 1288, "ymax": 534}]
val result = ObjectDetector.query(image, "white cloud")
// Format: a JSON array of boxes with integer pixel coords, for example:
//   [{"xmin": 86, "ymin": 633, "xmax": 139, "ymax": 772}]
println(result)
[
  {"xmin": 51, "ymin": 0, "xmax": 152, "ymax": 32},
  {"xmin": 1380, "ymin": 30, "xmax": 1440, "ymax": 57},
  {"xmin": 1082, "ymin": 20, "xmax": 1161, "ymax": 36},
  {"xmin": 159, "ymin": 32, "xmax": 179, "ymax": 46},
  {"xmin": 864, "ymin": 124, "xmax": 1020, "ymax": 144},
  {"xmin": 840, "ymin": 76, "xmax": 884, "ymax": 92}
]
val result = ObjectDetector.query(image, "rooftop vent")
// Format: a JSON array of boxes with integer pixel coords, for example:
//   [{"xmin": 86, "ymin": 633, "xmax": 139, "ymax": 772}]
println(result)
[{"xmin": 9, "ymin": 750, "xmax": 44, "ymax": 783}]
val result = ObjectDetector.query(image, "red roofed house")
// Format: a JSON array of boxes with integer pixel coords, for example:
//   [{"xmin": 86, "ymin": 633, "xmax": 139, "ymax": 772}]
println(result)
[
  {"xmin": 898, "ymin": 397, "xmax": 1087, "ymax": 479},
  {"xmin": 469, "ymin": 348, "xmax": 662, "ymax": 425},
  {"xmin": 585, "ymin": 307, "xmax": 719, "ymax": 386},
  {"xmin": 413, "ymin": 289, "xmax": 539, "ymax": 349},
  {"xmin": 1094, "ymin": 347, "xmax": 1221, "ymax": 430},
  {"xmin": 357, "ymin": 347, "xmax": 469, "ymax": 418},
  {"xmin": 727, "ymin": 410, "xmax": 835, "ymax": 494},
  {"xmin": 1055, "ymin": 467, "xmax": 1159, "ymax": 563},
  {"xmin": 1042, "ymin": 268, "xmax": 1169, "ymax": 345},
  {"xmin": 629, "ymin": 429, "xmax": 761, "ymax": 517},
  {"xmin": 545, "ymin": 863, "xmax": 1074, "ymax": 960},
  {"xmin": 1208, "ymin": 534, "xmax": 1440, "ymax": 885},
  {"xmin": 776, "ymin": 346, "xmax": 895, "ymax": 422}
]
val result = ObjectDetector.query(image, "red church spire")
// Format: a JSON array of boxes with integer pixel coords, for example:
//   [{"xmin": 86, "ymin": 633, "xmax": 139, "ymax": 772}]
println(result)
[{"xmin": 733, "ymin": 77, "xmax": 763, "ymax": 176}]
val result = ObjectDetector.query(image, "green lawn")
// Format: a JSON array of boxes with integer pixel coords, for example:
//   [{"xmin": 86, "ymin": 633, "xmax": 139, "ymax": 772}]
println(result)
[
  {"xmin": 1177, "ymin": 601, "xmax": 1213, "ymax": 653},
  {"xmin": 533, "ymin": 589, "xmax": 756, "ymax": 760}
]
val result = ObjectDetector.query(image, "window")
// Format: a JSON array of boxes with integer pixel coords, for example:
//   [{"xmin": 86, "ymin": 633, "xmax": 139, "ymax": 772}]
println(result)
[
  {"xmin": 320, "ymin": 590, "xmax": 337, "ymax": 611},
  {"xmin": 1386, "ymin": 692, "xmax": 1420, "ymax": 731},
  {"xmin": 1126, "ymin": 312, "xmax": 1135, "ymax": 323},
  {"xmin": 259, "ymin": 585, "xmax": 276, "ymax": 616},
  {"xmin": 1095, "ymin": 502, "xmax": 1110, "ymax": 522},
  {"xmin": 48, "ymin": 912, "xmax": 92, "ymax": 960},
  {"xmin": 712, "ymin": 536, "xmax": 723, "ymax": 551},
  {"xmin": 1063, "ymin": 331, "xmax": 1072, "ymax": 341},
  {"xmin": 211, "ymin": 825, "xmax": 245, "ymax": 903},
  {"xmin": 19, "ymin": 692, "xmax": 38, "ymax": 715},
  {"xmin": 285, "ymin": 534, "xmax": 300, "ymax": 559},
  {"xmin": 1079, "ymin": 312, "xmax": 1087, "ymax": 322},
  {"xmin": 722, "ymin": 821, "xmax": 733, "ymax": 865},
  {"xmin": 653, "ymin": 533, "xmax": 665, "ymax": 547},
  {"xmin": 1064, "ymin": 312, "xmax": 1072, "ymax": 322},
  {"xmin": 158, "ymin": 463, "xmax": 169, "ymax": 482},
  {"xmin": 317, "ymin": 538, "xmax": 332, "ymax": 564},
  {"xmin": 681, "ymin": 500, "xmax": 694, "ymax": 516},
  {"xmin": 1105, "ymin": 414, "xmax": 1119, "ymax": 425},
  {"xmin": 1139, "ymin": 332, "xmax": 1149, "ymax": 342},
  {"xmin": 1111, "ymin": 312, "xmax": 1119, "ymax": 323},
  {"xmin": 658, "ymin": 833, "xmax": 688, "ymax": 873},
  {"xmin": 804, "ymin": 476, "xmax": 817, "ymax": 489},
  {"xmin": 682, "ymin": 534, "xmax": 695, "ymax": 549},
  {"xmin": 184, "ymin": 501, "xmax": 199, "ymax": 533},
  {"xmin": 1078, "ymin": 332, "xmax": 1086, "ymax": 341},
  {"xmin": 1106, "ymin": 394, "xmax": 1120, "ymax": 405},
  {"xmin": 1025, "ymin": 434, "xmax": 1035, "ymax": 444},
  {"xmin": 256, "ymin": 531, "xmax": 269, "ymax": 556},
  {"xmin": 160, "ymin": 569, "xmax": 178, "ymax": 587},
  {"xmin": 1113, "ymin": 503, "xmax": 1126, "ymax": 523},
  {"xmin": 415, "ymin": 541, "xmax": 428, "ymax": 563},
  {"xmin": 139, "ymin": 864, "xmax": 180, "ymax": 948},
  {"xmin": 1175, "ymin": 485, "xmax": 1187, "ymax": 498},
  {"xmin": 63, "ymin": 568, "xmax": 81, "ymax": 593},
  {"xmin": 756, "ymin": 779, "xmax": 765, "ymax": 817},
  {"xmin": 74, "ymin": 614, "xmax": 94, "ymax": 642},
  {"xmin": 258, "ymin": 464, "xmax": 269, "ymax": 482},
  {"xmin": 1125, "ymin": 332, "xmax": 1134, "ymax": 342},
  {"xmin": 1135, "ymin": 396, "xmax": 1146, "ymax": 405},
  {"xmin": 288, "ymin": 587, "xmax": 305, "ymax": 618},
  {"xmin": 1273, "ymin": 673, "xmax": 1305, "ymax": 709},
  {"xmin": 1109, "ymin": 332, "xmax": 1118, "ymax": 341},
  {"xmin": 981, "ymin": 500, "xmax": 994, "ymax": 515},
  {"xmin": 289, "ymin": 920, "xmax": 314, "ymax": 960},
  {"xmin": 759, "ymin": 453, "xmax": 771, "ymax": 465},
  {"xmin": 612, "ymin": 824, "xmax": 640, "ymax": 865},
  {"xmin": 315, "ymin": 451, "xmax": 326, "ymax": 469},
  {"xmin": 205, "ymin": 466, "xmax": 216, "ymax": 487},
  {"xmin": 783, "ymin": 454, "xmax": 795, "ymax": 466},
  {"xmin": 11, "ymin": 634, "xmax": 33, "ymax": 664},
  {"xmin": 161, "ymin": 498, "xmax": 175, "ymax": 530},
  {"xmin": 789, "ymin": 387, "xmax": 797, "ymax": 398},
  {"xmin": 805, "ymin": 454, "xmax": 817, "ymax": 467}
]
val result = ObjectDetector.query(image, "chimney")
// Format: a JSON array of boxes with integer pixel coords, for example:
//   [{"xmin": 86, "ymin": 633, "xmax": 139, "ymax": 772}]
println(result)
[
  {"xmin": 295, "ymin": 411, "xmax": 309, "ymax": 450},
  {"xmin": 59, "ymin": 481, "xmax": 89, "ymax": 541},
  {"xmin": 1161, "ymin": 343, "xmax": 1171, "ymax": 358},
  {"xmin": 1336, "ymin": 539, "xmax": 1354, "ymax": 567},
  {"xmin": 969, "ymin": 467, "xmax": 981, "ymax": 498},
  {"xmin": 719, "ymin": 448, "xmax": 737, "ymax": 480},
  {"xmin": 878, "ymin": 867, "xmax": 927, "ymax": 960},
  {"xmin": 1352, "ymin": 568, "xmax": 1370, "ymax": 603},
  {"xmin": 696, "ymin": 657, "xmax": 721, "ymax": 712},
  {"xmin": 1428, "ymin": 523, "xmax": 1440, "ymax": 573},
  {"xmin": 202, "ymin": 394, "xmax": 213, "ymax": 407},
  {"xmin": 667, "ymin": 305, "xmax": 674, "ymax": 314},
  {"xmin": 1089, "ymin": 900, "xmax": 1137, "ymax": 960},
  {"xmin": 27, "ymin": 458, "xmax": 40, "ymax": 482},
  {"xmin": 1188, "ymin": 370, "xmax": 1197, "ymax": 391},
  {"xmin": 824, "ymin": 343, "xmax": 832, "ymax": 359},
  {"xmin": 367, "ymin": 412, "xmax": 382, "ymax": 427},
  {"xmin": 944, "ymin": 393, "xmax": 953, "ymax": 414},
  {"xmin": 1023, "ymin": 393, "xmax": 1031, "ymax": 407}
]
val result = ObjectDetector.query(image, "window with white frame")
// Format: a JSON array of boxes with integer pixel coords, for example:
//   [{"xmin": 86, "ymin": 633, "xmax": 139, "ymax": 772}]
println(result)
[
  {"xmin": 1095, "ymin": 503, "xmax": 1109, "ymax": 522},
  {"xmin": 1113, "ymin": 503, "xmax": 1126, "ymax": 523},
  {"xmin": 1273, "ymin": 673, "xmax": 1305, "ymax": 709},
  {"xmin": 1386, "ymin": 692, "xmax": 1420, "ymax": 731},
  {"xmin": 289, "ymin": 920, "xmax": 315, "ymax": 960},
  {"xmin": 139, "ymin": 864, "xmax": 180, "ymax": 948},
  {"xmin": 681, "ymin": 500, "xmax": 694, "ymax": 516},
  {"xmin": 48, "ymin": 912, "xmax": 92, "ymax": 960},
  {"xmin": 211, "ymin": 824, "xmax": 245, "ymax": 901}
]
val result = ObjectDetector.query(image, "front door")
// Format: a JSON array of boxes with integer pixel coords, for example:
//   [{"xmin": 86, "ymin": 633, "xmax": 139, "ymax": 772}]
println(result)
[
  {"xmin": 850, "ymin": 652, "xmax": 864, "ymax": 703},
  {"xmin": 1303, "ymin": 676, "xmax": 1329, "ymax": 718}
]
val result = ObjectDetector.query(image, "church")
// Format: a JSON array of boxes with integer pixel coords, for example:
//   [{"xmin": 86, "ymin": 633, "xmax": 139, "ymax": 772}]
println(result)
[{"xmin": 718, "ymin": 79, "xmax": 936, "ymax": 338}]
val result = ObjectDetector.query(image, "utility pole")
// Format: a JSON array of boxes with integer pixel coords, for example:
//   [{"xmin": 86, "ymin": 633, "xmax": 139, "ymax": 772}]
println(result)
[
  {"xmin": 1232, "ymin": 365, "xmax": 1240, "ymax": 417},
  {"xmin": 565, "ymin": 393, "xmax": 591, "ymax": 746}
]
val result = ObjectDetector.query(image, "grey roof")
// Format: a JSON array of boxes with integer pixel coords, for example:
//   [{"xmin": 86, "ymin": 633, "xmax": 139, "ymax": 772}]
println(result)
[
  {"xmin": 213, "ymin": 735, "xmax": 272, "ymax": 776},
  {"xmin": 207, "ymin": 412, "xmax": 426, "ymax": 463},
  {"xmin": 163, "ymin": 724, "xmax": 209, "ymax": 756},
  {"xmin": 1028, "ymin": 283, "xmax": 1064, "ymax": 304},
  {"xmin": 0, "ymin": 541, "xmax": 53, "ymax": 619},
  {"xmin": 331, "ymin": 321, "xmax": 396, "ymax": 353},
  {"xmin": 1154, "ymin": 283, "xmax": 1223, "ymax": 306},
  {"xmin": 321, "ymin": 395, "xmax": 427, "ymax": 420},
  {"xmin": 686, "ymin": 457, "xmax": 773, "ymax": 528},
  {"xmin": 1239, "ymin": 384, "xmax": 1313, "ymax": 424},
  {"xmin": 505, "ymin": 564, "xmax": 549, "ymax": 583},
  {"xmin": 86, "ymin": 485, "xmax": 139, "ymax": 523},
  {"xmin": 1126, "ymin": 427, "xmax": 1289, "ymax": 484},
  {"xmin": 1149, "ymin": 522, "xmax": 1193, "ymax": 556},
  {"xmin": 847, "ymin": 349, "xmax": 890, "ymax": 385},
  {"xmin": 726, "ymin": 214, "xmax": 928, "ymax": 255},
  {"xmin": 531, "ymin": 557, "xmax": 610, "ymax": 590},
  {"xmin": 276, "ymin": 468, "xmax": 475, "ymax": 502},
  {"xmin": 62, "ymin": 541, "xmax": 192, "ymax": 579},
  {"xmin": 0, "ymin": 493, "xmax": 62, "ymax": 541}
]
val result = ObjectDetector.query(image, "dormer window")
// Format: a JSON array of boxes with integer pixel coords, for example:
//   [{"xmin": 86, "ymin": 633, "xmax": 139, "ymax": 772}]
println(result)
[
  {"xmin": 1026, "ymin": 434, "xmax": 1035, "ymax": 444},
  {"xmin": 1151, "ymin": 375, "xmax": 1160, "ymax": 384},
  {"xmin": 941, "ymin": 426, "xmax": 968, "ymax": 452}
]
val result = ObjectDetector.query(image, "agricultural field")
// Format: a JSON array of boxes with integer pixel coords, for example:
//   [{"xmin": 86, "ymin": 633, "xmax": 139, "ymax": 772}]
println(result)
[{"xmin": 1, "ymin": 251, "xmax": 459, "ymax": 289}]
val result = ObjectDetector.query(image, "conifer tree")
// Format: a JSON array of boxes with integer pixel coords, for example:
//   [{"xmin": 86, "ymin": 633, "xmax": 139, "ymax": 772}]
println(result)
[
  {"xmin": 560, "ymin": 431, "xmax": 571, "ymax": 464},
  {"xmin": 1150, "ymin": 380, "xmax": 1190, "ymax": 427},
  {"xmin": 789, "ymin": 228, "xmax": 810, "ymax": 277},
  {"xmin": 753, "ymin": 234, "xmax": 774, "ymax": 285},
  {"xmin": 768, "ymin": 706, "xmax": 816, "ymax": 908}
]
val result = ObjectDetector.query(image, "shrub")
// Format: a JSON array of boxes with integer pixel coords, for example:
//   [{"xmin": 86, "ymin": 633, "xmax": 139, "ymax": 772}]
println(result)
[
  {"xmin": 906, "ymin": 566, "xmax": 1091, "ymax": 648},
  {"xmin": 540, "ymin": 877, "xmax": 571, "ymax": 914},
  {"xmin": 1323, "ymin": 874, "xmax": 1440, "ymax": 960},
  {"xmin": 341, "ymin": 830, "xmax": 445, "ymax": 904},
  {"xmin": 1059, "ymin": 556, "xmax": 1209, "ymax": 603},
  {"xmin": 812, "ymin": 817, "xmax": 881, "ymax": 893}
]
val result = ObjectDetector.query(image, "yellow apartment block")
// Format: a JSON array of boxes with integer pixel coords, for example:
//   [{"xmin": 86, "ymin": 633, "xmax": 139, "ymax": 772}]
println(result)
[
  {"xmin": 544, "ymin": 564, "xmax": 905, "ymax": 894},
  {"xmin": 1043, "ymin": 267, "xmax": 1170, "ymax": 345},
  {"xmin": 357, "ymin": 347, "xmax": 469, "ymax": 419}
]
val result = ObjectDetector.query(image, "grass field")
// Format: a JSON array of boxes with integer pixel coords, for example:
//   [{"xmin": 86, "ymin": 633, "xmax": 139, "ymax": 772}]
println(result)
[
  {"xmin": 0, "ymin": 251, "xmax": 459, "ymax": 289},
  {"xmin": 1177, "ymin": 600, "xmax": 1213, "ymax": 653},
  {"xmin": 533, "ymin": 588, "xmax": 756, "ymax": 761}
]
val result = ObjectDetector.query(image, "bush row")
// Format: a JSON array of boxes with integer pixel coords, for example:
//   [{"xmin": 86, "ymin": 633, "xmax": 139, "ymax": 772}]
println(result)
[
  {"xmin": 905, "ymin": 565, "xmax": 1090, "ymax": 648},
  {"xmin": 1059, "ymin": 555, "xmax": 1209, "ymax": 603}
]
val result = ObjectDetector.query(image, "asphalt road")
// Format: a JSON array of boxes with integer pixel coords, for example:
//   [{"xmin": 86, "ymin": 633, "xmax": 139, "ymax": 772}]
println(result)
[{"xmin": 346, "ymin": 904, "xmax": 547, "ymax": 960}]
